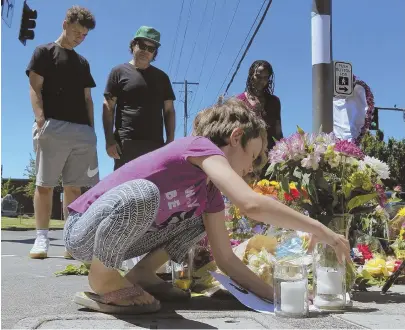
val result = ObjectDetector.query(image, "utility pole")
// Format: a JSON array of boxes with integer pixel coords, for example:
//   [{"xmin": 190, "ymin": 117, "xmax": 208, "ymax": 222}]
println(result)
[
  {"xmin": 173, "ymin": 80, "xmax": 199, "ymax": 137},
  {"xmin": 311, "ymin": 0, "xmax": 333, "ymax": 133}
]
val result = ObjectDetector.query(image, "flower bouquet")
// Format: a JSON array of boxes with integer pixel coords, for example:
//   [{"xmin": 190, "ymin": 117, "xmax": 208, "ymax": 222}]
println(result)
[{"xmin": 266, "ymin": 126, "xmax": 390, "ymax": 235}]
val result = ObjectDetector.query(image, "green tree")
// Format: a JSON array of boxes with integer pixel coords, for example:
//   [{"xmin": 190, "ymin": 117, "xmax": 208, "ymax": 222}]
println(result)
[
  {"xmin": 23, "ymin": 153, "xmax": 63, "ymax": 198},
  {"xmin": 360, "ymin": 130, "xmax": 405, "ymax": 188},
  {"xmin": 23, "ymin": 153, "xmax": 37, "ymax": 198},
  {"xmin": 1, "ymin": 178, "xmax": 24, "ymax": 197}
]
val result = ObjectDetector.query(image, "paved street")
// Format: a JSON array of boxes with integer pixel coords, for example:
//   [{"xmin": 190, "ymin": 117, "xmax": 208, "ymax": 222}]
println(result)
[{"xmin": 2, "ymin": 230, "xmax": 405, "ymax": 329}]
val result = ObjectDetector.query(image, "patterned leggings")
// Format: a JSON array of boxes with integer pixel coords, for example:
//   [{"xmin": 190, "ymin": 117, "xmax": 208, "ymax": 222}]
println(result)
[{"xmin": 63, "ymin": 179, "xmax": 206, "ymax": 268}]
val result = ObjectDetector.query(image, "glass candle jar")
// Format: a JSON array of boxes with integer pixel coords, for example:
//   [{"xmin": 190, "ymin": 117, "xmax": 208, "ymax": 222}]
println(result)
[
  {"xmin": 171, "ymin": 248, "xmax": 194, "ymax": 291},
  {"xmin": 274, "ymin": 261, "xmax": 309, "ymax": 318},
  {"xmin": 313, "ymin": 243, "xmax": 346, "ymax": 310}
]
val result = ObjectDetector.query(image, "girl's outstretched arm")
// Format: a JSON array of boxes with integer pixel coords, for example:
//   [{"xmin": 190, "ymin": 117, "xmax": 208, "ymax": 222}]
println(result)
[{"xmin": 189, "ymin": 154, "xmax": 350, "ymax": 264}]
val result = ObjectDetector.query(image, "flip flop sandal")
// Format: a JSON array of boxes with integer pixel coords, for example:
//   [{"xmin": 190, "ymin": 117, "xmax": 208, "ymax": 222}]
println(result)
[
  {"xmin": 144, "ymin": 282, "xmax": 191, "ymax": 301},
  {"xmin": 73, "ymin": 285, "xmax": 161, "ymax": 314}
]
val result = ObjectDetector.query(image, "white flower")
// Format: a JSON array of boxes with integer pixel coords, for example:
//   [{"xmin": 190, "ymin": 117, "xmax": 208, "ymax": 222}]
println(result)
[
  {"xmin": 301, "ymin": 153, "xmax": 320, "ymax": 170},
  {"xmin": 363, "ymin": 156, "xmax": 390, "ymax": 179}
]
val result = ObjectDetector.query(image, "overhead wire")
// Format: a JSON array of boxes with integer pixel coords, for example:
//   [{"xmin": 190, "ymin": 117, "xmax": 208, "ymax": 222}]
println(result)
[
  {"xmin": 223, "ymin": 0, "xmax": 273, "ymax": 96},
  {"xmin": 173, "ymin": 0, "xmax": 195, "ymax": 82},
  {"xmin": 192, "ymin": 0, "xmax": 241, "ymax": 117},
  {"xmin": 183, "ymin": 0, "xmax": 210, "ymax": 79},
  {"xmin": 185, "ymin": 0, "xmax": 218, "ymax": 134},
  {"xmin": 168, "ymin": 0, "xmax": 185, "ymax": 77},
  {"xmin": 215, "ymin": 0, "xmax": 267, "ymax": 102}
]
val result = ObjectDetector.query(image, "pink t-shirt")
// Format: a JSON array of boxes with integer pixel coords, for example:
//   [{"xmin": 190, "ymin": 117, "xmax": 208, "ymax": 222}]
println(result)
[{"xmin": 68, "ymin": 136, "xmax": 225, "ymax": 228}]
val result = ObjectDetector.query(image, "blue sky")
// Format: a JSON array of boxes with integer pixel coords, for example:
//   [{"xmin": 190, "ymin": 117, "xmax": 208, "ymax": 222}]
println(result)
[{"xmin": 1, "ymin": 0, "xmax": 404, "ymax": 180}]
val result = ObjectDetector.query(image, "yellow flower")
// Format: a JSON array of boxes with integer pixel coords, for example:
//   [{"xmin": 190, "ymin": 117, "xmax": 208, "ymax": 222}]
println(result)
[
  {"xmin": 233, "ymin": 207, "xmax": 242, "ymax": 219},
  {"xmin": 397, "ymin": 207, "xmax": 405, "ymax": 217},
  {"xmin": 289, "ymin": 182, "xmax": 296, "ymax": 189},
  {"xmin": 257, "ymin": 179, "xmax": 271, "ymax": 187},
  {"xmin": 386, "ymin": 260, "xmax": 396, "ymax": 273},
  {"xmin": 269, "ymin": 181, "xmax": 280, "ymax": 189},
  {"xmin": 364, "ymin": 258, "xmax": 389, "ymax": 276}
]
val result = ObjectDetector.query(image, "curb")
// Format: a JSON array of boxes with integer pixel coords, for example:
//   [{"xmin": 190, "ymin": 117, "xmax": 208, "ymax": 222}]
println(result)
[{"xmin": 2, "ymin": 227, "xmax": 64, "ymax": 231}]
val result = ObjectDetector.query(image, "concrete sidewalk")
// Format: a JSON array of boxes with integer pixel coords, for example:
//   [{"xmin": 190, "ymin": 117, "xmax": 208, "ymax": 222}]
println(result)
[
  {"xmin": 11, "ymin": 287, "xmax": 405, "ymax": 329},
  {"xmin": 3, "ymin": 230, "xmax": 405, "ymax": 329}
]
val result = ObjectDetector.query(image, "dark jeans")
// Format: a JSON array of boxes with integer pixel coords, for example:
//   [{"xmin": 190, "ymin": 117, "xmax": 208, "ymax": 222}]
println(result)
[{"xmin": 114, "ymin": 139, "xmax": 164, "ymax": 170}]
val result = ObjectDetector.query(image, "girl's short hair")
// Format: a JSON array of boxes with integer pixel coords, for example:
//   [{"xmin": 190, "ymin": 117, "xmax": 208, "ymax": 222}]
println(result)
[{"xmin": 192, "ymin": 97, "xmax": 268, "ymax": 176}]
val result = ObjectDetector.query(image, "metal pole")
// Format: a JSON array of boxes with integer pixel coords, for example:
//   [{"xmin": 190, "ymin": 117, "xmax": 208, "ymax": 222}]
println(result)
[
  {"xmin": 312, "ymin": 0, "xmax": 333, "ymax": 133},
  {"xmin": 173, "ymin": 81, "xmax": 199, "ymax": 137},
  {"xmin": 184, "ymin": 79, "xmax": 188, "ymax": 137}
]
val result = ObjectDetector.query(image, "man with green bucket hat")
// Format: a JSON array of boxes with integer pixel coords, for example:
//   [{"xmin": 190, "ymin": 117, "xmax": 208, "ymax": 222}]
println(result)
[{"xmin": 103, "ymin": 26, "xmax": 176, "ymax": 170}]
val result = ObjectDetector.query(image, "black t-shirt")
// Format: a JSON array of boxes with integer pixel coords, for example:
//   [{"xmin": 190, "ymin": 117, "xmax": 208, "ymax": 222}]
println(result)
[
  {"xmin": 238, "ymin": 92, "xmax": 283, "ymax": 150},
  {"xmin": 26, "ymin": 42, "xmax": 96, "ymax": 126},
  {"xmin": 262, "ymin": 94, "xmax": 283, "ymax": 149},
  {"xmin": 104, "ymin": 63, "xmax": 176, "ymax": 144}
]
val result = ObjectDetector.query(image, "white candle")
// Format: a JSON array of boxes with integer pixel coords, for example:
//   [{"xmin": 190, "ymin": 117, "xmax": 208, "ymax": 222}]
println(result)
[
  {"xmin": 280, "ymin": 280, "xmax": 306, "ymax": 314},
  {"xmin": 317, "ymin": 267, "xmax": 343, "ymax": 295}
]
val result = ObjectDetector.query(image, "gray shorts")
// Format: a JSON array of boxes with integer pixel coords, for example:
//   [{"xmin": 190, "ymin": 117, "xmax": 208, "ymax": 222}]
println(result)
[{"xmin": 33, "ymin": 118, "xmax": 99, "ymax": 187}]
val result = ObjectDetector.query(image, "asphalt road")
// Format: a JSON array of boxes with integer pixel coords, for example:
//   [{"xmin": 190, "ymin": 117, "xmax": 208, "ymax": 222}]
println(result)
[{"xmin": 2, "ymin": 230, "xmax": 405, "ymax": 329}]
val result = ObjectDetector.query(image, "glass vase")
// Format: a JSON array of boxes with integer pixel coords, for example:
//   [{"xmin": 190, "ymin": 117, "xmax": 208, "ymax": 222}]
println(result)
[
  {"xmin": 171, "ymin": 248, "xmax": 194, "ymax": 292},
  {"xmin": 313, "ymin": 243, "xmax": 346, "ymax": 310},
  {"xmin": 274, "ymin": 261, "xmax": 309, "ymax": 318}
]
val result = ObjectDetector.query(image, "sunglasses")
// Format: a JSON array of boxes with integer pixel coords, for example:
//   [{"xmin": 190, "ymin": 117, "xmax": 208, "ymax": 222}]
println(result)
[{"xmin": 137, "ymin": 41, "xmax": 157, "ymax": 53}]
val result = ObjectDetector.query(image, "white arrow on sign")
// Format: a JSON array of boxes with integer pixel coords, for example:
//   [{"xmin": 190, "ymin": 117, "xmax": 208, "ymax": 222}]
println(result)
[{"xmin": 334, "ymin": 61, "xmax": 353, "ymax": 97}]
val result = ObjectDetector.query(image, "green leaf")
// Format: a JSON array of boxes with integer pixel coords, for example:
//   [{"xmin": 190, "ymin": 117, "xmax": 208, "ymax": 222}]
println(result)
[
  {"xmin": 361, "ymin": 269, "xmax": 374, "ymax": 280},
  {"xmin": 343, "ymin": 183, "xmax": 352, "ymax": 199},
  {"xmin": 347, "ymin": 193, "xmax": 378, "ymax": 212},
  {"xmin": 307, "ymin": 181, "xmax": 318, "ymax": 204},
  {"xmin": 316, "ymin": 175, "xmax": 329, "ymax": 191},
  {"xmin": 281, "ymin": 176, "xmax": 290, "ymax": 193},
  {"xmin": 297, "ymin": 125, "xmax": 305, "ymax": 135},
  {"xmin": 265, "ymin": 163, "xmax": 277, "ymax": 177}
]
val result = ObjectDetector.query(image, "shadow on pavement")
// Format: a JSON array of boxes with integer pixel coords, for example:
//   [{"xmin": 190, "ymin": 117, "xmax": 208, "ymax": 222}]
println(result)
[
  {"xmin": 1, "ymin": 237, "xmax": 58, "ymax": 245},
  {"xmin": 353, "ymin": 291, "xmax": 405, "ymax": 304},
  {"xmin": 109, "ymin": 313, "xmax": 217, "ymax": 329}
]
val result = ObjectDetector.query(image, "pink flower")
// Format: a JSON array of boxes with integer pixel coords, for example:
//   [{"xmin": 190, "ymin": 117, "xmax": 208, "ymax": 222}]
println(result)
[
  {"xmin": 334, "ymin": 140, "xmax": 365, "ymax": 159},
  {"xmin": 394, "ymin": 185, "xmax": 402, "ymax": 192}
]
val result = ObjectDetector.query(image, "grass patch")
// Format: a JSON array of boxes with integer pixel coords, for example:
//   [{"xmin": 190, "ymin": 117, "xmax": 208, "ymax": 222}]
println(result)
[{"xmin": 1, "ymin": 217, "xmax": 65, "ymax": 230}]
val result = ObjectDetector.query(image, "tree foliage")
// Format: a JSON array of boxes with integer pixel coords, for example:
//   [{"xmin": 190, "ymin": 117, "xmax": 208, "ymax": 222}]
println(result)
[
  {"xmin": 23, "ymin": 153, "xmax": 63, "ymax": 198},
  {"xmin": 360, "ymin": 130, "xmax": 405, "ymax": 188},
  {"xmin": 23, "ymin": 154, "xmax": 37, "ymax": 198},
  {"xmin": 1, "ymin": 178, "xmax": 24, "ymax": 197}
]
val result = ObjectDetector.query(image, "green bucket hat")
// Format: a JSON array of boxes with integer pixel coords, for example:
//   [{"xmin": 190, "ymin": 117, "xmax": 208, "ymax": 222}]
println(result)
[{"xmin": 134, "ymin": 26, "xmax": 161, "ymax": 47}]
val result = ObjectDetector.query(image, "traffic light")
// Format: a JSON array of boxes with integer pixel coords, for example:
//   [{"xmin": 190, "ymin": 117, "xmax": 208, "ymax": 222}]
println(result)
[
  {"xmin": 370, "ymin": 107, "xmax": 379, "ymax": 131},
  {"xmin": 18, "ymin": 1, "xmax": 37, "ymax": 45}
]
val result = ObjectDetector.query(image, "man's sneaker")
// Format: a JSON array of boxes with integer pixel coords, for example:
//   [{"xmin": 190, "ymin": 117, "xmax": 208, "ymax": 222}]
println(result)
[{"xmin": 29, "ymin": 236, "xmax": 50, "ymax": 259}]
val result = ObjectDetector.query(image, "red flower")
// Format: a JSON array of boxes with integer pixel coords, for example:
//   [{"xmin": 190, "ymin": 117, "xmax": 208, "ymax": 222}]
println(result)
[
  {"xmin": 284, "ymin": 188, "xmax": 301, "ymax": 201},
  {"xmin": 357, "ymin": 244, "xmax": 373, "ymax": 260},
  {"xmin": 394, "ymin": 260, "xmax": 403, "ymax": 272}
]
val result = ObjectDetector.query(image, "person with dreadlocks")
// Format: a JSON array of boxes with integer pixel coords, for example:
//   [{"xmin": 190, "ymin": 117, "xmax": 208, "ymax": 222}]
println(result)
[{"xmin": 236, "ymin": 60, "xmax": 283, "ymax": 156}]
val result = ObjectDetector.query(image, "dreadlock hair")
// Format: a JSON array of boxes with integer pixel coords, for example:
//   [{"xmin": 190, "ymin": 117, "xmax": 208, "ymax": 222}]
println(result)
[
  {"xmin": 245, "ymin": 60, "xmax": 275, "ymax": 96},
  {"xmin": 192, "ymin": 97, "xmax": 268, "ymax": 182}
]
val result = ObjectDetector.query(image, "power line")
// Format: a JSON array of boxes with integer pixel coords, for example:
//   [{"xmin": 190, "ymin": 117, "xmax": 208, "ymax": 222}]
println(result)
[
  {"xmin": 223, "ymin": 0, "xmax": 273, "ymax": 96},
  {"xmin": 194, "ymin": 0, "xmax": 241, "ymax": 114},
  {"xmin": 183, "ymin": 0, "xmax": 209, "ymax": 79},
  {"xmin": 168, "ymin": 0, "xmax": 185, "ymax": 77},
  {"xmin": 215, "ymin": 0, "xmax": 267, "ymax": 101},
  {"xmin": 186, "ymin": 0, "xmax": 218, "ymax": 121},
  {"xmin": 173, "ymin": 0, "xmax": 195, "ymax": 82}
]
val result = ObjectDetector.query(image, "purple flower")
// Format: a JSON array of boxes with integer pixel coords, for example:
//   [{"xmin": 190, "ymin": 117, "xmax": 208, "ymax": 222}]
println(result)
[
  {"xmin": 334, "ymin": 140, "xmax": 365, "ymax": 159},
  {"xmin": 253, "ymin": 224, "xmax": 264, "ymax": 234}
]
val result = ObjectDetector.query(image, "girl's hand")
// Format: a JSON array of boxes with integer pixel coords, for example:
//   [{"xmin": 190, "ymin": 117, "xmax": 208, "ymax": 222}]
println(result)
[{"xmin": 307, "ymin": 229, "xmax": 351, "ymax": 264}]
